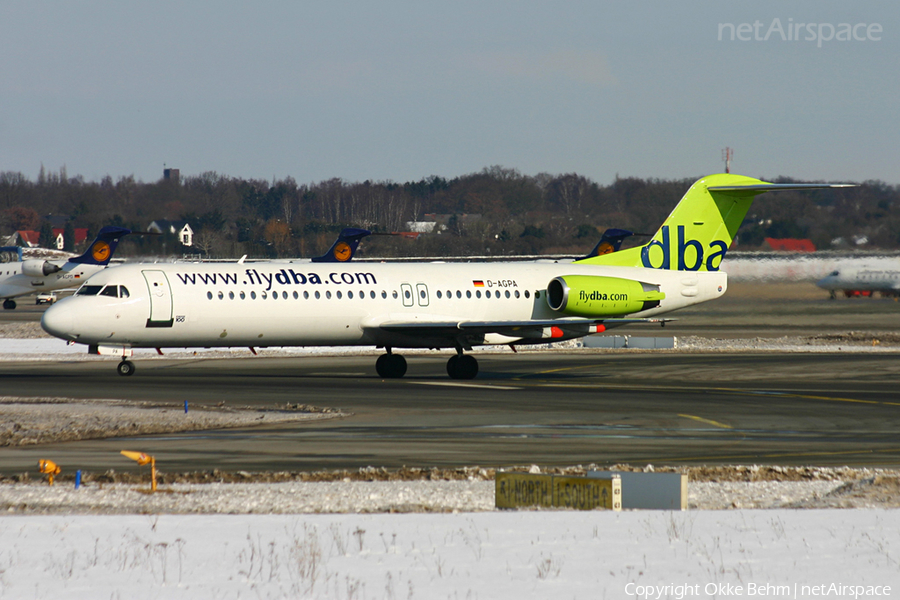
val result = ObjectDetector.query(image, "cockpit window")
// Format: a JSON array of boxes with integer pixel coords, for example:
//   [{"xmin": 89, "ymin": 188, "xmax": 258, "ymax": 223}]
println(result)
[
  {"xmin": 76, "ymin": 285, "xmax": 103, "ymax": 296},
  {"xmin": 78, "ymin": 284, "xmax": 130, "ymax": 298},
  {"xmin": 829, "ymin": 270, "xmax": 840, "ymax": 276}
]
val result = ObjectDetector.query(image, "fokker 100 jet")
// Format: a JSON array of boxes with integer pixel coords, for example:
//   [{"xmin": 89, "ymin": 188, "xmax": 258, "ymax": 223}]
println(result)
[{"xmin": 41, "ymin": 174, "xmax": 853, "ymax": 379}]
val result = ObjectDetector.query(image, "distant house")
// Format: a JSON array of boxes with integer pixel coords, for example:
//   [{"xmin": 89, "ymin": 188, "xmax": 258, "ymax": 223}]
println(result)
[
  {"xmin": 148, "ymin": 220, "xmax": 194, "ymax": 246},
  {"xmin": 764, "ymin": 238, "xmax": 816, "ymax": 252},
  {"xmin": 423, "ymin": 213, "xmax": 482, "ymax": 226},
  {"xmin": 13, "ymin": 231, "xmax": 40, "ymax": 248},
  {"xmin": 404, "ymin": 221, "xmax": 439, "ymax": 233},
  {"xmin": 52, "ymin": 228, "xmax": 88, "ymax": 250}
]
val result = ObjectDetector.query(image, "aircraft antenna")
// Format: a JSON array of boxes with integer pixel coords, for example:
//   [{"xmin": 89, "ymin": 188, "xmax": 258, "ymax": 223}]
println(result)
[{"xmin": 721, "ymin": 147, "xmax": 733, "ymax": 173}]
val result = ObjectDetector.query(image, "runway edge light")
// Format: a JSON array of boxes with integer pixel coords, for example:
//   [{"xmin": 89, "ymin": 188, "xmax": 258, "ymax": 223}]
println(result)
[
  {"xmin": 120, "ymin": 450, "xmax": 157, "ymax": 492},
  {"xmin": 38, "ymin": 459, "xmax": 61, "ymax": 486}
]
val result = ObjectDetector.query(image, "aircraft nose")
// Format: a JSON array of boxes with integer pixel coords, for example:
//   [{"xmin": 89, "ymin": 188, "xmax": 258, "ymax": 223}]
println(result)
[{"xmin": 41, "ymin": 302, "xmax": 75, "ymax": 340}]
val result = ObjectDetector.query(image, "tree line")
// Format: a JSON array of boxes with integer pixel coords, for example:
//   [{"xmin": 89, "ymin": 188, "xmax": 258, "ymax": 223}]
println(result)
[{"xmin": 1, "ymin": 166, "xmax": 896, "ymax": 259}]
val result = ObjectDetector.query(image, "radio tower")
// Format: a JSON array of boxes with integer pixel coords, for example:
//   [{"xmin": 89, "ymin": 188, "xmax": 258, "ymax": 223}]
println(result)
[{"xmin": 721, "ymin": 147, "xmax": 733, "ymax": 173}]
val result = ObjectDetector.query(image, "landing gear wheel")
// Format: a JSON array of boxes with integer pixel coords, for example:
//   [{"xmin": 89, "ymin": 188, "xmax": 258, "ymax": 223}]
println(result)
[
  {"xmin": 117, "ymin": 360, "xmax": 135, "ymax": 377},
  {"xmin": 376, "ymin": 354, "xmax": 389, "ymax": 377},
  {"xmin": 447, "ymin": 354, "xmax": 478, "ymax": 380},
  {"xmin": 375, "ymin": 353, "xmax": 407, "ymax": 378},
  {"xmin": 3, "ymin": 299, "xmax": 16, "ymax": 310}
]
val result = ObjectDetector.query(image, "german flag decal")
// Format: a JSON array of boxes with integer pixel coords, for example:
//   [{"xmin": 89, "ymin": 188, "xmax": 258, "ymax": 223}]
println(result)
[{"xmin": 473, "ymin": 280, "xmax": 484, "ymax": 287}]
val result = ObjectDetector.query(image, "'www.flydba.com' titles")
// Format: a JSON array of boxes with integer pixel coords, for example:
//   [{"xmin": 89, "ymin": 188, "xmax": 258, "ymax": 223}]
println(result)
[{"xmin": 718, "ymin": 18, "xmax": 882, "ymax": 47}]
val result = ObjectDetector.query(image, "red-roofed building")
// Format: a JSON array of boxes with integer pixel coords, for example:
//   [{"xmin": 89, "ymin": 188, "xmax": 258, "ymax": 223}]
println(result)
[
  {"xmin": 764, "ymin": 238, "xmax": 816, "ymax": 252},
  {"xmin": 14, "ymin": 230, "xmax": 40, "ymax": 247}
]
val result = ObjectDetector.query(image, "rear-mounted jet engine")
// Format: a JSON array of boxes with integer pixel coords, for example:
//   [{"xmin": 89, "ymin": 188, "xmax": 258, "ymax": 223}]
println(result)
[{"xmin": 546, "ymin": 275, "xmax": 665, "ymax": 317}]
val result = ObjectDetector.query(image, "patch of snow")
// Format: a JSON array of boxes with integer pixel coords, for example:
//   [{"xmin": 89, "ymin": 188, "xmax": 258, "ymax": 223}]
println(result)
[{"xmin": 0, "ymin": 510, "xmax": 896, "ymax": 598}]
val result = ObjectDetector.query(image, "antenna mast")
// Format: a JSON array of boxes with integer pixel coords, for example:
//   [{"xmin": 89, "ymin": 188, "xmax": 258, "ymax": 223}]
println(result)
[{"xmin": 721, "ymin": 147, "xmax": 733, "ymax": 174}]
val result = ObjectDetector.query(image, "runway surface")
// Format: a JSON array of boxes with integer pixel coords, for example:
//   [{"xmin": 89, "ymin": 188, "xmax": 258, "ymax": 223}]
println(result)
[
  {"xmin": 3, "ymin": 281, "xmax": 900, "ymax": 473},
  {"xmin": 2, "ymin": 350, "xmax": 900, "ymax": 474}
]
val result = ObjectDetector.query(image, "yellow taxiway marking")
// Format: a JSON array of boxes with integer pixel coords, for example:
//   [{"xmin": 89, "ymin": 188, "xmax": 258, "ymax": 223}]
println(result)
[
  {"xmin": 668, "ymin": 448, "xmax": 900, "ymax": 462},
  {"xmin": 408, "ymin": 382, "xmax": 521, "ymax": 391},
  {"xmin": 678, "ymin": 414, "xmax": 732, "ymax": 429},
  {"xmin": 516, "ymin": 381, "xmax": 899, "ymax": 409},
  {"xmin": 732, "ymin": 390, "xmax": 880, "ymax": 405}
]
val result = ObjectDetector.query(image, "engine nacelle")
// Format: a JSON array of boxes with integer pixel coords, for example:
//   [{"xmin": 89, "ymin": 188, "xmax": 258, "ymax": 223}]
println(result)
[
  {"xmin": 547, "ymin": 275, "xmax": 665, "ymax": 317},
  {"xmin": 22, "ymin": 260, "xmax": 62, "ymax": 277}
]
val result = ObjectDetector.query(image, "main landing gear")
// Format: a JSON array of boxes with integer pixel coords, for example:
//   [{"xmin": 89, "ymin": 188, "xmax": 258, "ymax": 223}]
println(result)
[
  {"xmin": 2, "ymin": 299, "xmax": 15, "ymax": 310},
  {"xmin": 375, "ymin": 349, "xmax": 407, "ymax": 378},
  {"xmin": 374, "ymin": 348, "xmax": 479, "ymax": 380},
  {"xmin": 446, "ymin": 352, "xmax": 478, "ymax": 380},
  {"xmin": 117, "ymin": 358, "xmax": 135, "ymax": 376}
]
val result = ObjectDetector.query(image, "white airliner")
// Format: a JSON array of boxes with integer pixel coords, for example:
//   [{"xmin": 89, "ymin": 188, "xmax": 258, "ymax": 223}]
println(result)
[
  {"xmin": 816, "ymin": 265, "xmax": 900, "ymax": 298},
  {"xmin": 0, "ymin": 227, "xmax": 131, "ymax": 310},
  {"xmin": 41, "ymin": 174, "xmax": 853, "ymax": 379}
]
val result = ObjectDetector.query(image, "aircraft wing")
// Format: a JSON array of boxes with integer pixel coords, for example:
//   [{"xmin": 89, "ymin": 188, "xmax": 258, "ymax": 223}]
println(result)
[{"xmin": 374, "ymin": 317, "xmax": 668, "ymax": 339}]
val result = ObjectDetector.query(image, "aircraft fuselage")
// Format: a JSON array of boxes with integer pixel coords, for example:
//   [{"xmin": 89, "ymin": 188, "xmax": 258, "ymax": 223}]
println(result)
[{"xmin": 42, "ymin": 261, "xmax": 726, "ymax": 349}]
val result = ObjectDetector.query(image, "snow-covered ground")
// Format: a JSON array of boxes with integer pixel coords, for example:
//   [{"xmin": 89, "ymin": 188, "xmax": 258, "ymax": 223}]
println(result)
[
  {"xmin": 0, "ymin": 479, "xmax": 859, "ymax": 514},
  {"xmin": 0, "ymin": 510, "xmax": 897, "ymax": 599}
]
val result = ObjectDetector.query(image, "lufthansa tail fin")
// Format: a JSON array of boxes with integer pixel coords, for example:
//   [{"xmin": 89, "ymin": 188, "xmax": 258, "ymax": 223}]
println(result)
[
  {"xmin": 68, "ymin": 226, "xmax": 132, "ymax": 266},
  {"xmin": 575, "ymin": 174, "xmax": 854, "ymax": 271},
  {"xmin": 310, "ymin": 228, "xmax": 371, "ymax": 263},
  {"xmin": 581, "ymin": 228, "xmax": 645, "ymax": 259}
]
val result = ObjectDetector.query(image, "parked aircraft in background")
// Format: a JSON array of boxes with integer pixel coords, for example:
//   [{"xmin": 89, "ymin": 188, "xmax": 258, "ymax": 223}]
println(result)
[
  {"xmin": 816, "ymin": 266, "xmax": 900, "ymax": 299},
  {"xmin": 581, "ymin": 228, "xmax": 645, "ymax": 259},
  {"xmin": 42, "ymin": 174, "xmax": 853, "ymax": 379},
  {"xmin": 0, "ymin": 226, "xmax": 132, "ymax": 310},
  {"xmin": 309, "ymin": 228, "xmax": 370, "ymax": 262}
]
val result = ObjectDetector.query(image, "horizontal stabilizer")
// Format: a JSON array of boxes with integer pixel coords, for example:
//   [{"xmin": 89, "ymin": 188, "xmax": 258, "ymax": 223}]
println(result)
[{"xmin": 708, "ymin": 183, "xmax": 855, "ymax": 192}]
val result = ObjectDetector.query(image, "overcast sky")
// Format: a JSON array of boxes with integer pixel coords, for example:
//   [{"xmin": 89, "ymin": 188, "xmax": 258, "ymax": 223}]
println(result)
[{"xmin": 1, "ymin": 1, "xmax": 897, "ymax": 186}]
